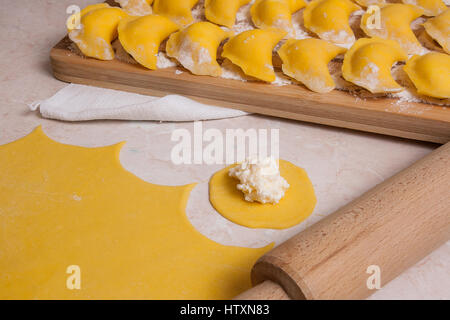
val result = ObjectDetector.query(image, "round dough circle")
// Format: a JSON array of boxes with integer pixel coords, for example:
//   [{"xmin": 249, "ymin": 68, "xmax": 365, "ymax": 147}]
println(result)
[{"xmin": 209, "ymin": 160, "xmax": 317, "ymax": 229}]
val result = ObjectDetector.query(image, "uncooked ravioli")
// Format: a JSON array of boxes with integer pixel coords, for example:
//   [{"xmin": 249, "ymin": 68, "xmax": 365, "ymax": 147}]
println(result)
[
  {"xmin": 209, "ymin": 160, "xmax": 316, "ymax": 229},
  {"xmin": 0, "ymin": 127, "xmax": 272, "ymax": 299}
]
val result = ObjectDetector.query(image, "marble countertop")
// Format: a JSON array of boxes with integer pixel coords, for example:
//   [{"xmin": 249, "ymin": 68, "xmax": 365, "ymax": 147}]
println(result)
[{"xmin": 0, "ymin": 0, "xmax": 448, "ymax": 299}]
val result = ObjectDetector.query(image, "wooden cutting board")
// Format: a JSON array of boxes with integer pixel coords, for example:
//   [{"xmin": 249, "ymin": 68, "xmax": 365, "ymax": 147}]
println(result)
[{"xmin": 50, "ymin": 36, "xmax": 450, "ymax": 144}]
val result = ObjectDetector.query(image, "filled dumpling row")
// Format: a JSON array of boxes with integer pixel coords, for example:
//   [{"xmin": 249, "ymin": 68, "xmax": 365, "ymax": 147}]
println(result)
[{"xmin": 67, "ymin": 0, "xmax": 450, "ymax": 99}]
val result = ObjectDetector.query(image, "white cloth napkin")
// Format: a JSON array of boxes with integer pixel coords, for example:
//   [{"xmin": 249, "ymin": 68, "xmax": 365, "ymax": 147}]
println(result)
[{"xmin": 29, "ymin": 84, "xmax": 248, "ymax": 122}]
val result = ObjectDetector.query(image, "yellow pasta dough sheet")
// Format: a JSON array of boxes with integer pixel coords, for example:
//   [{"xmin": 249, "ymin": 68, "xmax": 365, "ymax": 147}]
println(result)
[{"xmin": 0, "ymin": 127, "xmax": 272, "ymax": 300}]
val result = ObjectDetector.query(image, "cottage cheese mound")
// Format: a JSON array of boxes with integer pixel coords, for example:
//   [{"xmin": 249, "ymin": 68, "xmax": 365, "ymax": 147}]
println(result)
[{"xmin": 229, "ymin": 157, "xmax": 290, "ymax": 204}]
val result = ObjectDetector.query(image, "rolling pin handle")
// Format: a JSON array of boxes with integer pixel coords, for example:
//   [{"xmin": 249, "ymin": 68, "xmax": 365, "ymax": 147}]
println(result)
[
  {"xmin": 234, "ymin": 280, "xmax": 290, "ymax": 300},
  {"xmin": 235, "ymin": 142, "xmax": 450, "ymax": 300}
]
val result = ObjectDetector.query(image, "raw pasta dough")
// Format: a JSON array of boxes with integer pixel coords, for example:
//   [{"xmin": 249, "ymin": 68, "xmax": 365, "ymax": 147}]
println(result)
[
  {"xmin": 0, "ymin": 127, "xmax": 272, "ymax": 299},
  {"xmin": 209, "ymin": 160, "xmax": 316, "ymax": 229}
]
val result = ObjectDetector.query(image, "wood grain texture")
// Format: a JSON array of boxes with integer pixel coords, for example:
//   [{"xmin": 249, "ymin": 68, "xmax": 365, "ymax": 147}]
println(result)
[
  {"xmin": 234, "ymin": 281, "xmax": 291, "ymax": 300},
  {"xmin": 247, "ymin": 142, "xmax": 450, "ymax": 300},
  {"xmin": 50, "ymin": 36, "xmax": 450, "ymax": 143}
]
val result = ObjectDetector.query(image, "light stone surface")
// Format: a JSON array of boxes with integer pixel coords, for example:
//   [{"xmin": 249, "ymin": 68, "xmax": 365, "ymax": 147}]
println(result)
[{"xmin": 0, "ymin": 0, "xmax": 448, "ymax": 300}]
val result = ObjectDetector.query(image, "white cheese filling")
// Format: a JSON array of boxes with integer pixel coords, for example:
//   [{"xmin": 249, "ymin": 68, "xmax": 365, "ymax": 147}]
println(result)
[{"xmin": 229, "ymin": 156, "xmax": 290, "ymax": 204}]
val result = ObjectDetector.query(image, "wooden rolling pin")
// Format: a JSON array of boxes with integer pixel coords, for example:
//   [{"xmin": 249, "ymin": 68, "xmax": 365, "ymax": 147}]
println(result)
[{"xmin": 236, "ymin": 142, "xmax": 450, "ymax": 300}]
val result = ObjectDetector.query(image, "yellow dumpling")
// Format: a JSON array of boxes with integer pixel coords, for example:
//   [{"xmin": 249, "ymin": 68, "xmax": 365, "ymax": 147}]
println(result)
[
  {"xmin": 66, "ymin": 3, "xmax": 110, "ymax": 32},
  {"xmin": 118, "ymin": 15, "xmax": 180, "ymax": 69},
  {"xmin": 303, "ymin": 0, "xmax": 361, "ymax": 47},
  {"xmin": 204, "ymin": 0, "xmax": 251, "ymax": 28},
  {"xmin": 222, "ymin": 29, "xmax": 286, "ymax": 82},
  {"xmin": 68, "ymin": 5, "xmax": 128, "ymax": 60},
  {"xmin": 354, "ymin": 0, "xmax": 385, "ymax": 7},
  {"xmin": 251, "ymin": 0, "xmax": 307, "ymax": 37},
  {"xmin": 278, "ymin": 38, "xmax": 346, "ymax": 93},
  {"xmin": 153, "ymin": 0, "xmax": 199, "ymax": 26},
  {"xmin": 361, "ymin": 4, "xmax": 425, "ymax": 55},
  {"xmin": 403, "ymin": 52, "xmax": 450, "ymax": 99},
  {"xmin": 342, "ymin": 37, "xmax": 408, "ymax": 93},
  {"xmin": 423, "ymin": 9, "xmax": 450, "ymax": 54},
  {"xmin": 288, "ymin": 0, "xmax": 309, "ymax": 11},
  {"xmin": 402, "ymin": 0, "xmax": 446, "ymax": 16},
  {"xmin": 115, "ymin": 0, "xmax": 153, "ymax": 16},
  {"xmin": 166, "ymin": 22, "xmax": 233, "ymax": 76}
]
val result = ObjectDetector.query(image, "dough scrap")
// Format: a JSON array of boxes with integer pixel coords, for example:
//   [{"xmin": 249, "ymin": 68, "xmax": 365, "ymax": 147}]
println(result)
[
  {"xmin": 0, "ymin": 127, "xmax": 272, "ymax": 299},
  {"xmin": 209, "ymin": 160, "xmax": 317, "ymax": 229}
]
